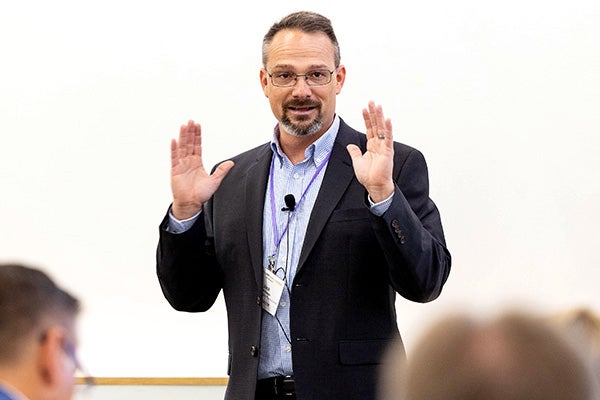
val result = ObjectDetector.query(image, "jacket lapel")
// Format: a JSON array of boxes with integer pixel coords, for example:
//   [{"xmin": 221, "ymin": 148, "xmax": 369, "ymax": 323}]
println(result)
[
  {"xmin": 296, "ymin": 120, "xmax": 363, "ymax": 272},
  {"xmin": 244, "ymin": 144, "xmax": 273, "ymax": 288}
]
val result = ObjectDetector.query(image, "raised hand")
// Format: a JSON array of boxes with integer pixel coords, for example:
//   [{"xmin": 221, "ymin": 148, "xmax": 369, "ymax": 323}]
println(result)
[
  {"xmin": 346, "ymin": 101, "xmax": 395, "ymax": 203},
  {"xmin": 170, "ymin": 120, "xmax": 234, "ymax": 219}
]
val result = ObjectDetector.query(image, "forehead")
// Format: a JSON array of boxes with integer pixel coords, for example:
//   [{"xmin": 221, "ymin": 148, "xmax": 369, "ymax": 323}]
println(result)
[{"xmin": 266, "ymin": 29, "xmax": 335, "ymax": 70}]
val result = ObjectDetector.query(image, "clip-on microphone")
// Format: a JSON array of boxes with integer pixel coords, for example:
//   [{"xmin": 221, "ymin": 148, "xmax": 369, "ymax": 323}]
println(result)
[{"xmin": 281, "ymin": 194, "xmax": 296, "ymax": 212}]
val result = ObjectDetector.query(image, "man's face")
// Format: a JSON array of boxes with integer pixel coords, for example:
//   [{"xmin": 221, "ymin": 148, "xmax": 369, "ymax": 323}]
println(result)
[{"xmin": 260, "ymin": 29, "xmax": 345, "ymax": 139}]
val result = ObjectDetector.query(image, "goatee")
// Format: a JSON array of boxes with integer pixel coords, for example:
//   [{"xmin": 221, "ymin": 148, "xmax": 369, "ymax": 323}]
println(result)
[
  {"xmin": 281, "ymin": 101, "xmax": 323, "ymax": 137},
  {"xmin": 281, "ymin": 114, "xmax": 323, "ymax": 137}
]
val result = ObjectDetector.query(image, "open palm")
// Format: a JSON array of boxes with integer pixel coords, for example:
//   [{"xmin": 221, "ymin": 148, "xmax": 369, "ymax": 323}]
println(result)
[
  {"xmin": 346, "ymin": 101, "xmax": 395, "ymax": 203},
  {"xmin": 170, "ymin": 120, "xmax": 234, "ymax": 219}
]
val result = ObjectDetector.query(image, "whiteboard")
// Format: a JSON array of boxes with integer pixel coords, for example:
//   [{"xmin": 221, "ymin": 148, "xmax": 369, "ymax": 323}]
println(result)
[{"xmin": 1, "ymin": 0, "xmax": 599, "ymax": 377}]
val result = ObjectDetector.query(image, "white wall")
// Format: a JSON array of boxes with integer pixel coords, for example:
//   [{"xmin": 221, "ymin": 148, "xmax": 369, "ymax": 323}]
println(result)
[{"xmin": 1, "ymin": 0, "xmax": 599, "ymax": 382}]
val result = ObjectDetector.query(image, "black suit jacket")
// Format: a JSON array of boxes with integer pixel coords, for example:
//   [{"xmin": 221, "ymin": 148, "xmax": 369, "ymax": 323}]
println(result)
[{"xmin": 157, "ymin": 118, "xmax": 451, "ymax": 400}]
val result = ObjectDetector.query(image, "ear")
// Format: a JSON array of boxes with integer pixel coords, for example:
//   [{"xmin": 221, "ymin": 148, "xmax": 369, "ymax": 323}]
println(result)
[
  {"xmin": 335, "ymin": 65, "xmax": 346, "ymax": 95},
  {"xmin": 38, "ymin": 327, "xmax": 65, "ymax": 387},
  {"xmin": 260, "ymin": 68, "xmax": 270, "ymax": 97}
]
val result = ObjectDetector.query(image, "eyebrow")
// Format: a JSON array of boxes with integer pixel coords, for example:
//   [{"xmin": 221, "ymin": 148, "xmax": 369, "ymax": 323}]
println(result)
[{"xmin": 270, "ymin": 64, "xmax": 331, "ymax": 71}]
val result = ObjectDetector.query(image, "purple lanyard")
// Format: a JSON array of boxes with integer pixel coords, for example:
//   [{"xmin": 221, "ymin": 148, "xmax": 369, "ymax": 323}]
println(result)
[{"xmin": 269, "ymin": 149, "xmax": 333, "ymax": 251}]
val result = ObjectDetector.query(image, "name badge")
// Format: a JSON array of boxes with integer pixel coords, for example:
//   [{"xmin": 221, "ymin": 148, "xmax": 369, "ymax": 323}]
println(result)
[{"xmin": 262, "ymin": 268, "xmax": 285, "ymax": 316}]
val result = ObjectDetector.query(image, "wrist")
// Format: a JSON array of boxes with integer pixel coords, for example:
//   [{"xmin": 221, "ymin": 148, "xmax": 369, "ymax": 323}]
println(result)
[
  {"xmin": 171, "ymin": 202, "xmax": 202, "ymax": 220},
  {"xmin": 367, "ymin": 182, "xmax": 395, "ymax": 203}
]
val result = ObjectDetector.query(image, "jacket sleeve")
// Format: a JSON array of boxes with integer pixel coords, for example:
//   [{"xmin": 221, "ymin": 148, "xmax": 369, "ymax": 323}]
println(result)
[
  {"xmin": 156, "ymin": 208, "xmax": 223, "ymax": 312},
  {"xmin": 371, "ymin": 147, "xmax": 451, "ymax": 303}
]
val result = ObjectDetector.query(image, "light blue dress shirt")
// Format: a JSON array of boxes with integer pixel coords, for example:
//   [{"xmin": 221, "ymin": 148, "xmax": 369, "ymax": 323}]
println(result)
[{"xmin": 257, "ymin": 117, "xmax": 339, "ymax": 378}]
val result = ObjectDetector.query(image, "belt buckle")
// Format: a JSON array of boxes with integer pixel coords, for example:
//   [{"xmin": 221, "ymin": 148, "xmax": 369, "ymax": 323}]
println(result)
[{"xmin": 274, "ymin": 375, "xmax": 295, "ymax": 397}]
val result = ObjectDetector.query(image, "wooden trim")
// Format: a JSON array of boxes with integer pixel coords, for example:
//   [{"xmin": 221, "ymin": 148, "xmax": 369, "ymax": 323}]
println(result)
[{"xmin": 76, "ymin": 377, "xmax": 229, "ymax": 386}]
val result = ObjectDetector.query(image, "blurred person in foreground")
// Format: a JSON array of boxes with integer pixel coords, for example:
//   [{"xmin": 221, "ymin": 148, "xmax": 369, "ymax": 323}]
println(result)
[
  {"xmin": 157, "ymin": 10, "xmax": 451, "ymax": 400},
  {"xmin": 0, "ymin": 263, "xmax": 83, "ymax": 400},
  {"xmin": 551, "ymin": 307, "xmax": 600, "ymax": 383},
  {"xmin": 380, "ymin": 309, "xmax": 599, "ymax": 400}
]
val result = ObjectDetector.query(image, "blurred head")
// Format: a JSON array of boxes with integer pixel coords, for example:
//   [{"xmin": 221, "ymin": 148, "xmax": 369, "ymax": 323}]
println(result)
[
  {"xmin": 551, "ymin": 307, "xmax": 600, "ymax": 384},
  {"xmin": 260, "ymin": 11, "xmax": 346, "ymax": 140},
  {"xmin": 381, "ymin": 310, "xmax": 598, "ymax": 400},
  {"xmin": 0, "ymin": 263, "xmax": 81, "ymax": 400}
]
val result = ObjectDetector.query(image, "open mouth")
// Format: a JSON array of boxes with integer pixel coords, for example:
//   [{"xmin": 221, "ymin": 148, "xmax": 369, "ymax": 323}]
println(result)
[
  {"xmin": 289, "ymin": 107, "xmax": 315, "ymax": 115},
  {"xmin": 286, "ymin": 102, "xmax": 320, "ymax": 116}
]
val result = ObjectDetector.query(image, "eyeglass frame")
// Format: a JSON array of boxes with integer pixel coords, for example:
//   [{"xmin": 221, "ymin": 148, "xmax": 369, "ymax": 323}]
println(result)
[{"xmin": 266, "ymin": 68, "xmax": 337, "ymax": 87}]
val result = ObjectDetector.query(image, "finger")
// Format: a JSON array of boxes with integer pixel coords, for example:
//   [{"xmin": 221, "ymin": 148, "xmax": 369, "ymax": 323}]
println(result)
[
  {"xmin": 184, "ymin": 120, "xmax": 196, "ymax": 157},
  {"xmin": 193, "ymin": 122, "xmax": 202, "ymax": 157},
  {"xmin": 170, "ymin": 138, "xmax": 179, "ymax": 168},
  {"xmin": 371, "ymin": 103, "xmax": 390, "ymax": 142},
  {"xmin": 178, "ymin": 123, "xmax": 190, "ymax": 158},
  {"xmin": 373, "ymin": 103, "xmax": 385, "ymax": 136},
  {"xmin": 385, "ymin": 118, "xmax": 393, "ymax": 142},
  {"xmin": 363, "ymin": 100, "xmax": 376, "ymax": 139},
  {"xmin": 362, "ymin": 107, "xmax": 374, "ymax": 139},
  {"xmin": 369, "ymin": 101, "xmax": 379, "ymax": 125},
  {"xmin": 369, "ymin": 102, "xmax": 382, "ymax": 139}
]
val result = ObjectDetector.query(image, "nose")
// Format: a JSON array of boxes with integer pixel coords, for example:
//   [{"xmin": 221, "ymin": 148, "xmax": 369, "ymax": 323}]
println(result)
[{"xmin": 291, "ymin": 76, "xmax": 312, "ymax": 97}]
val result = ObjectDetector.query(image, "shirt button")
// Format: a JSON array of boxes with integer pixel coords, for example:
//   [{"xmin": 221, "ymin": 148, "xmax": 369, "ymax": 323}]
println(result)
[
  {"xmin": 285, "ymin": 345, "xmax": 292, "ymax": 353},
  {"xmin": 293, "ymin": 173, "xmax": 300, "ymax": 179},
  {"xmin": 280, "ymin": 301, "xmax": 287, "ymax": 307}
]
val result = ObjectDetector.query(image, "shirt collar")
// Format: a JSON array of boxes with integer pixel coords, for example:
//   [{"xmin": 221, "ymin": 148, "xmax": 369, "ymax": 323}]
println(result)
[
  {"xmin": 0, "ymin": 381, "xmax": 30, "ymax": 400},
  {"xmin": 270, "ymin": 115, "xmax": 340, "ymax": 167}
]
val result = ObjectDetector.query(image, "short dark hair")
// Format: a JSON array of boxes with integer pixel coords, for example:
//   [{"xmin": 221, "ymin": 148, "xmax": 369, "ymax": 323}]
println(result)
[
  {"xmin": 0, "ymin": 263, "xmax": 80, "ymax": 362},
  {"xmin": 262, "ymin": 11, "xmax": 340, "ymax": 68}
]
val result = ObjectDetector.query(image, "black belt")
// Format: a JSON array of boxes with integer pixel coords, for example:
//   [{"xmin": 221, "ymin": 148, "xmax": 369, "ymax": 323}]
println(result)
[{"xmin": 256, "ymin": 375, "xmax": 296, "ymax": 400}]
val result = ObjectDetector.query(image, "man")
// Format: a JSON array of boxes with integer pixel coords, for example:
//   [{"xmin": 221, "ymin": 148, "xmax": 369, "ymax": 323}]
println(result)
[
  {"xmin": 380, "ymin": 310, "xmax": 599, "ymax": 400},
  {"xmin": 157, "ymin": 10, "xmax": 451, "ymax": 400},
  {"xmin": 0, "ymin": 263, "xmax": 83, "ymax": 400}
]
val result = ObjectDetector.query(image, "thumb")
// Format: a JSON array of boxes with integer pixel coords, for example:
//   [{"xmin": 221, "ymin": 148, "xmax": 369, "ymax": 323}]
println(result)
[
  {"xmin": 211, "ymin": 160, "xmax": 235, "ymax": 182},
  {"xmin": 346, "ymin": 144, "xmax": 363, "ymax": 163}
]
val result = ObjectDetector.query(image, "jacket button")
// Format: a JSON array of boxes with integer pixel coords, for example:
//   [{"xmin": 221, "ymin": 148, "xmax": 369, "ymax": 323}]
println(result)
[
  {"xmin": 256, "ymin": 296, "xmax": 261, "ymax": 305},
  {"xmin": 250, "ymin": 346, "xmax": 258, "ymax": 357}
]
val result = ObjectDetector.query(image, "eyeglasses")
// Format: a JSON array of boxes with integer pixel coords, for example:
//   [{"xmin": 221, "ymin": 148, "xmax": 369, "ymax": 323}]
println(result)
[
  {"xmin": 62, "ymin": 339, "xmax": 95, "ymax": 387},
  {"xmin": 67, "ymin": 343, "xmax": 95, "ymax": 400},
  {"xmin": 267, "ymin": 69, "xmax": 335, "ymax": 87}
]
